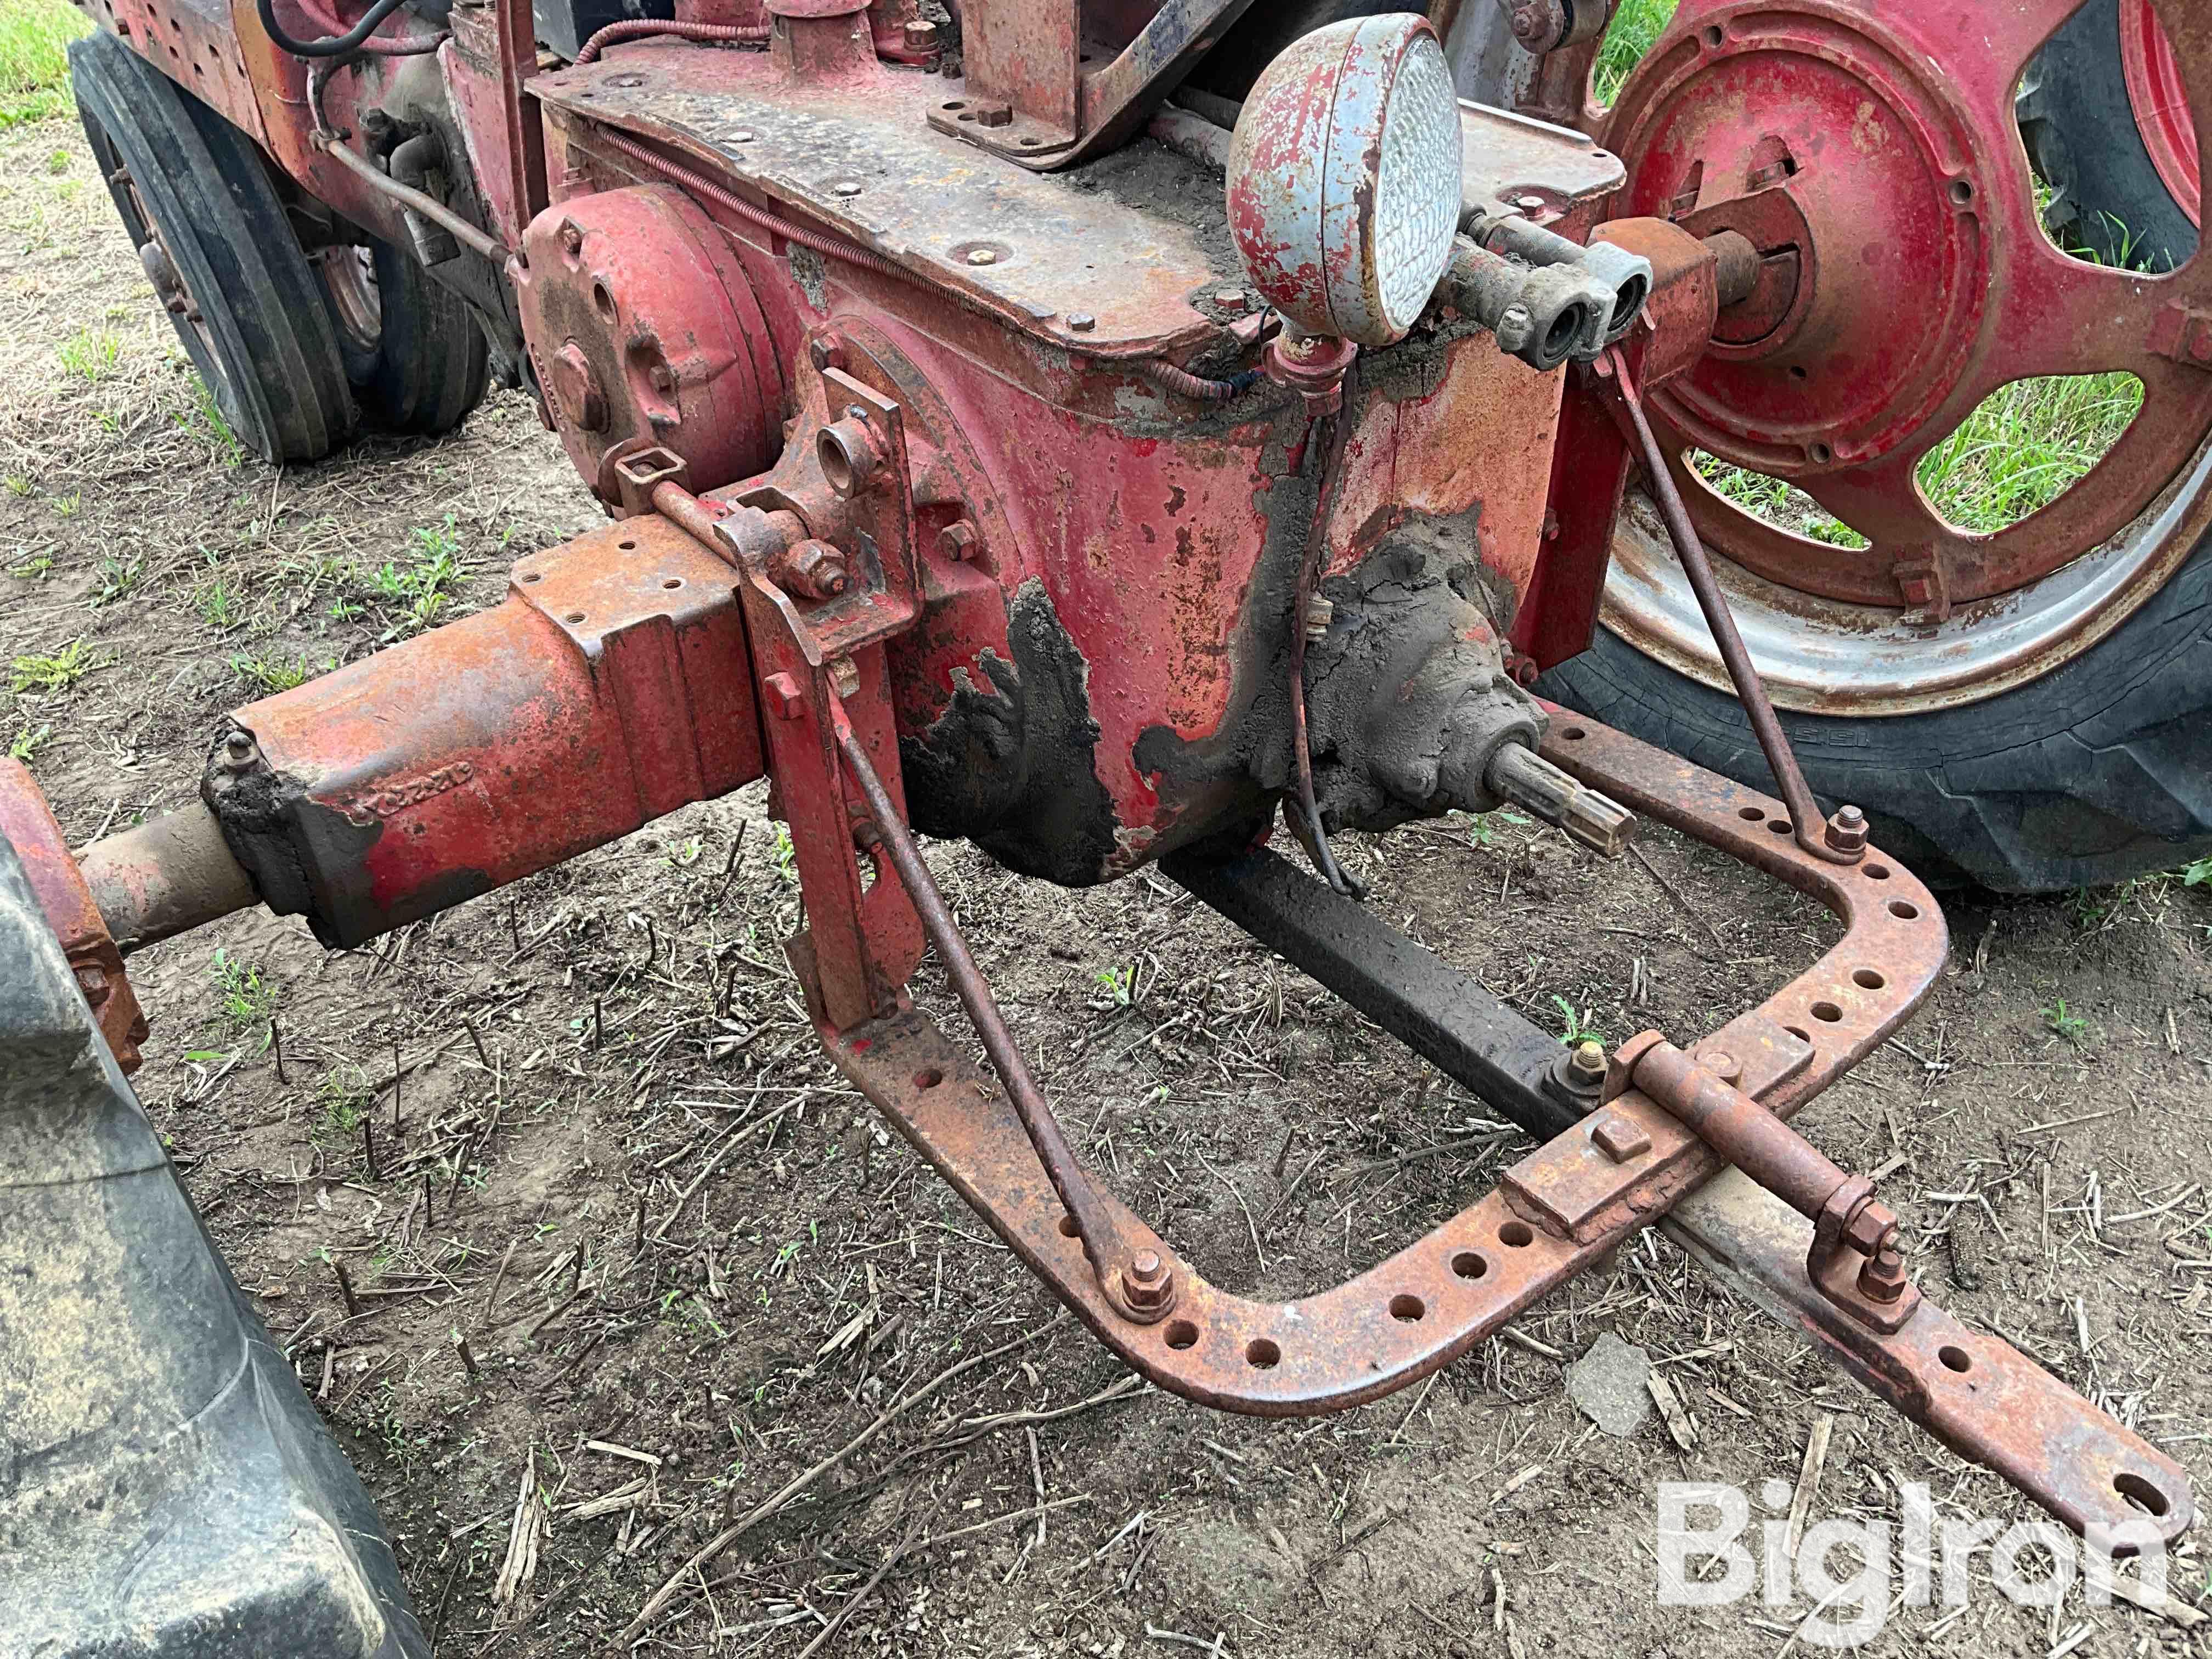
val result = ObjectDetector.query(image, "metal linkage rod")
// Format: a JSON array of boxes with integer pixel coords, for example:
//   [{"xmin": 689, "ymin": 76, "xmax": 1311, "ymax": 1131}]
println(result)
[
  {"xmin": 1601, "ymin": 347, "xmax": 1861, "ymax": 865},
  {"xmin": 830, "ymin": 715, "xmax": 1170, "ymax": 1322}
]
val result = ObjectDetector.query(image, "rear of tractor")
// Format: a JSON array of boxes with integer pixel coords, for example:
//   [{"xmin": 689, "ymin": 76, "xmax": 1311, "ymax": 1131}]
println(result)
[{"xmin": 4, "ymin": 1, "xmax": 2208, "ymax": 1653}]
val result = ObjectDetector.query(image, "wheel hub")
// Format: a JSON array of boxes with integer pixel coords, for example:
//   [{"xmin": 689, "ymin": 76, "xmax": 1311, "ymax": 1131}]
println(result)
[
  {"xmin": 1606, "ymin": 7, "xmax": 1993, "ymax": 476},
  {"xmin": 1595, "ymin": 0, "xmax": 2212, "ymax": 713}
]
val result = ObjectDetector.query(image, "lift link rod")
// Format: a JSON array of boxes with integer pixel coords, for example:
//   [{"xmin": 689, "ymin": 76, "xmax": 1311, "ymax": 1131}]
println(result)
[
  {"xmin": 827, "ymin": 704, "xmax": 1172, "ymax": 1325},
  {"xmin": 1597, "ymin": 346, "xmax": 1865, "ymax": 865}
]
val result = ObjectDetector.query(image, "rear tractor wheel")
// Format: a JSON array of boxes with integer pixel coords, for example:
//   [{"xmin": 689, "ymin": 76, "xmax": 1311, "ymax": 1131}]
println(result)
[{"xmin": 1543, "ymin": 0, "xmax": 2212, "ymax": 891}]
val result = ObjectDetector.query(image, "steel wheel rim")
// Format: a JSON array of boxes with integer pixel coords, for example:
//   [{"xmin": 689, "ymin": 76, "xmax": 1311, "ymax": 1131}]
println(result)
[
  {"xmin": 315, "ymin": 245, "xmax": 382, "ymax": 359},
  {"xmin": 1593, "ymin": 0, "xmax": 2212, "ymax": 714},
  {"xmin": 2122, "ymin": 0, "xmax": 2202, "ymax": 227}
]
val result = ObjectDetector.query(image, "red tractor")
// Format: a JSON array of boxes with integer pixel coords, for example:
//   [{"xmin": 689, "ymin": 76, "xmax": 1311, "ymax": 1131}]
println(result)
[{"xmin": 2, "ymin": 1, "xmax": 2205, "ymax": 1652}]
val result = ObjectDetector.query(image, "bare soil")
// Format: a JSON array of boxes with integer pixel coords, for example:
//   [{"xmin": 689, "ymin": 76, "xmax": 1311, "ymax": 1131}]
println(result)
[{"xmin": 7, "ymin": 111, "xmax": 2212, "ymax": 1659}]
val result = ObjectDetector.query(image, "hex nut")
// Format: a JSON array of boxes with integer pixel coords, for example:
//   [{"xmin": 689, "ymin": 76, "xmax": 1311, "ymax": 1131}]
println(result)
[{"xmin": 938, "ymin": 520, "xmax": 980, "ymax": 562}]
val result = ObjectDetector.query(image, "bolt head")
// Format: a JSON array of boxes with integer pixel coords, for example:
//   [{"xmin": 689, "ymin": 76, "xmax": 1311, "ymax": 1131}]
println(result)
[
  {"xmin": 1213, "ymin": 287, "xmax": 1248, "ymax": 314},
  {"xmin": 938, "ymin": 520, "xmax": 980, "ymax": 561},
  {"xmin": 829, "ymin": 656, "xmax": 861, "ymax": 698},
  {"xmin": 1567, "ymin": 1039, "xmax": 1606, "ymax": 1083},
  {"xmin": 1066, "ymin": 312, "xmax": 1097, "ymax": 332},
  {"xmin": 832, "ymin": 179, "xmax": 864, "ymax": 198},
  {"xmin": 557, "ymin": 219, "xmax": 584, "ymax": 258},
  {"xmin": 1857, "ymin": 1243, "xmax": 1909, "ymax": 1304},
  {"xmin": 808, "ymin": 337, "xmax": 845, "ymax": 374},
  {"xmin": 1590, "ymin": 1111, "xmax": 1652, "ymax": 1165},
  {"xmin": 966, "ymin": 246, "xmax": 999, "ymax": 267},
  {"xmin": 902, "ymin": 18, "xmax": 937, "ymax": 49},
  {"xmin": 1122, "ymin": 1249, "xmax": 1173, "ymax": 1311},
  {"xmin": 1824, "ymin": 803, "xmax": 1870, "ymax": 856},
  {"xmin": 762, "ymin": 672, "xmax": 805, "ymax": 721},
  {"xmin": 1695, "ymin": 1049, "xmax": 1742, "ymax": 1085},
  {"xmin": 733, "ymin": 127, "xmax": 757, "ymax": 143},
  {"xmin": 223, "ymin": 729, "xmax": 255, "ymax": 760}
]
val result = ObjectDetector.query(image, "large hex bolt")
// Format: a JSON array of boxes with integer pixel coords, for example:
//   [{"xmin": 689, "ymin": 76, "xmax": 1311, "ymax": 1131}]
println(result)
[
  {"xmin": 1824, "ymin": 804, "xmax": 1870, "ymax": 858},
  {"xmin": 769, "ymin": 539, "xmax": 851, "ymax": 602},
  {"xmin": 816, "ymin": 413, "xmax": 884, "ymax": 498},
  {"xmin": 549, "ymin": 341, "xmax": 608, "ymax": 433},
  {"xmin": 1120, "ymin": 1249, "xmax": 1175, "ymax": 1315}
]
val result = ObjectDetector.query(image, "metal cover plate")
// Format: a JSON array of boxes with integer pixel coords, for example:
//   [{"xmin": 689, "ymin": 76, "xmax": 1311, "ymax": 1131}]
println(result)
[{"xmin": 534, "ymin": 48, "xmax": 1227, "ymax": 353}]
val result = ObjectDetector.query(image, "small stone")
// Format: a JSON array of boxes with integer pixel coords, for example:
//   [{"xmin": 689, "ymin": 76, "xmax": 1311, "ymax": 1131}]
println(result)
[{"xmin": 1565, "ymin": 1330, "xmax": 1652, "ymax": 1437}]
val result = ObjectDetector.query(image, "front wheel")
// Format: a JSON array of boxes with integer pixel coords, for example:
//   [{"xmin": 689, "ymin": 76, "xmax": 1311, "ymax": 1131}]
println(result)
[
  {"xmin": 313, "ymin": 232, "xmax": 490, "ymax": 438},
  {"xmin": 70, "ymin": 28, "xmax": 355, "ymax": 465}
]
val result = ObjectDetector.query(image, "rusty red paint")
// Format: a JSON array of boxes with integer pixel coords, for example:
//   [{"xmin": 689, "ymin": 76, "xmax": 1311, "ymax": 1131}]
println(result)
[
  {"xmin": 225, "ymin": 517, "xmax": 763, "ymax": 946},
  {"xmin": 0, "ymin": 761, "xmax": 146, "ymax": 1074},
  {"xmin": 2123, "ymin": 0, "xmax": 2200, "ymax": 227},
  {"xmin": 1601, "ymin": 0, "xmax": 2212, "ymax": 611}
]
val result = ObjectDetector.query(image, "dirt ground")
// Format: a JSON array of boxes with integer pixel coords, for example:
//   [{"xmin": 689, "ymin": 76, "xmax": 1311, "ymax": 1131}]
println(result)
[{"xmin": 8, "ymin": 109, "xmax": 2212, "ymax": 1659}]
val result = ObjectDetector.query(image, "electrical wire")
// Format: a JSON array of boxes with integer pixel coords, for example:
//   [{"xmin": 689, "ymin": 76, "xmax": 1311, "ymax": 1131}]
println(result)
[
  {"xmin": 258, "ymin": 0, "xmax": 422, "ymax": 58},
  {"xmin": 575, "ymin": 18, "xmax": 768, "ymax": 63}
]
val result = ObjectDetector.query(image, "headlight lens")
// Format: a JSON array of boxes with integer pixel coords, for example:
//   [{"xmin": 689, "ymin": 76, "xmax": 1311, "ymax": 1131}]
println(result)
[{"xmin": 1227, "ymin": 15, "xmax": 1465, "ymax": 348}]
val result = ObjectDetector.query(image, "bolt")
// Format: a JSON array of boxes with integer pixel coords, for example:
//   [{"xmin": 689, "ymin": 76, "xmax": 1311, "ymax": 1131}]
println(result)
[
  {"xmin": 1857, "ymin": 1242, "xmax": 1909, "ymax": 1304},
  {"xmin": 1568, "ymin": 1040, "xmax": 1607, "ymax": 1086},
  {"xmin": 1214, "ymin": 287, "xmax": 1249, "ymax": 314},
  {"xmin": 648, "ymin": 361, "xmax": 676, "ymax": 394},
  {"xmin": 808, "ymin": 337, "xmax": 847, "ymax": 375},
  {"xmin": 1695, "ymin": 1049, "xmax": 1742, "ymax": 1085},
  {"xmin": 1824, "ymin": 803, "xmax": 1869, "ymax": 857},
  {"xmin": 762, "ymin": 673, "xmax": 805, "ymax": 721},
  {"xmin": 779, "ymin": 539, "xmax": 850, "ymax": 601},
  {"xmin": 832, "ymin": 179, "xmax": 864, "ymax": 198},
  {"xmin": 223, "ymin": 729, "xmax": 256, "ymax": 764},
  {"xmin": 902, "ymin": 17, "xmax": 938, "ymax": 51},
  {"xmin": 829, "ymin": 657, "xmax": 861, "ymax": 699},
  {"xmin": 1303, "ymin": 595, "xmax": 1334, "ymax": 643},
  {"xmin": 1123, "ymin": 1249, "xmax": 1173, "ymax": 1311},
  {"xmin": 1066, "ymin": 312, "xmax": 1097, "ymax": 332},
  {"xmin": 1590, "ymin": 1111, "xmax": 1652, "ymax": 1165},
  {"xmin": 938, "ymin": 520, "xmax": 980, "ymax": 562},
  {"xmin": 1516, "ymin": 194, "xmax": 1547, "ymax": 212},
  {"xmin": 733, "ymin": 127, "xmax": 757, "ymax": 143},
  {"xmin": 558, "ymin": 219, "xmax": 584, "ymax": 259},
  {"xmin": 550, "ymin": 341, "xmax": 607, "ymax": 433},
  {"xmin": 966, "ymin": 246, "xmax": 999, "ymax": 267}
]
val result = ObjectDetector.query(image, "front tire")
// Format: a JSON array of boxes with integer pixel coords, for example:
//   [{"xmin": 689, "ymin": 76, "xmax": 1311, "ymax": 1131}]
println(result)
[
  {"xmin": 70, "ymin": 28, "xmax": 355, "ymax": 465},
  {"xmin": 315, "ymin": 232, "xmax": 490, "ymax": 438}
]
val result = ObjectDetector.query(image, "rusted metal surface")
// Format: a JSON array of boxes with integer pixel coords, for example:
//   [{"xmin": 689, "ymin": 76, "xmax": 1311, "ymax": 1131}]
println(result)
[
  {"xmin": 810, "ymin": 711, "xmax": 1948, "ymax": 1413},
  {"xmin": 207, "ymin": 516, "xmax": 763, "ymax": 948},
  {"xmin": 515, "ymin": 184, "xmax": 782, "ymax": 505},
  {"xmin": 1670, "ymin": 1168, "xmax": 2194, "ymax": 1545},
  {"xmin": 831, "ymin": 708, "xmax": 1153, "ymax": 1317},
  {"xmin": 1600, "ymin": 0, "xmax": 2212, "ymax": 614},
  {"xmin": 76, "ymin": 799, "xmax": 256, "ymax": 951},
  {"xmin": 75, "ymin": 0, "xmax": 268, "ymax": 143},
  {"xmin": 2123, "ymin": 0, "xmax": 2199, "ymax": 227},
  {"xmin": 0, "ymin": 761, "xmax": 147, "ymax": 1074},
  {"xmin": 535, "ymin": 46, "xmax": 1227, "ymax": 356}
]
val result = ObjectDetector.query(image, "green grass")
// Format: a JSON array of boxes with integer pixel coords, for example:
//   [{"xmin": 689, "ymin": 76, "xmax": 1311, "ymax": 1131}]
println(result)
[
  {"xmin": 0, "ymin": 0, "xmax": 90, "ymax": 129},
  {"xmin": 1595, "ymin": 0, "xmax": 1675, "ymax": 103},
  {"xmin": 10, "ymin": 636, "xmax": 97, "ymax": 694}
]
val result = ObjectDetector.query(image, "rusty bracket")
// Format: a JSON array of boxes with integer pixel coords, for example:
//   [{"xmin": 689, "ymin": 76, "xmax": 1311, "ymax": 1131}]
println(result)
[
  {"xmin": 797, "ymin": 710, "xmax": 2193, "ymax": 1547},
  {"xmin": 0, "ymin": 760, "xmax": 147, "ymax": 1074}
]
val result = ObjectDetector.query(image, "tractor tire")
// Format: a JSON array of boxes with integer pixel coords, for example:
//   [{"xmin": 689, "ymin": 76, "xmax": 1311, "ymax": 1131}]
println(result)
[
  {"xmin": 1540, "ymin": 538, "xmax": 2212, "ymax": 893},
  {"xmin": 316, "ymin": 232, "xmax": 492, "ymax": 437},
  {"xmin": 0, "ymin": 831, "xmax": 428, "ymax": 1657},
  {"xmin": 70, "ymin": 28, "xmax": 356, "ymax": 465},
  {"xmin": 2018, "ymin": 0, "xmax": 2198, "ymax": 270}
]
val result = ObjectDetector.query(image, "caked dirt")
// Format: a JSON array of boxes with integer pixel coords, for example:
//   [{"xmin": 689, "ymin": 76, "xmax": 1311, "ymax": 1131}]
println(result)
[{"xmin": 5, "ymin": 111, "xmax": 2212, "ymax": 1659}]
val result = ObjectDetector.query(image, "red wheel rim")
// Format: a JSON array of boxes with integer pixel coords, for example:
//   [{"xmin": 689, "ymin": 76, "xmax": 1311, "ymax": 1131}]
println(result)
[
  {"xmin": 1596, "ymin": 0, "xmax": 2212, "ymax": 612},
  {"xmin": 2122, "ymin": 0, "xmax": 2201, "ymax": 228}
]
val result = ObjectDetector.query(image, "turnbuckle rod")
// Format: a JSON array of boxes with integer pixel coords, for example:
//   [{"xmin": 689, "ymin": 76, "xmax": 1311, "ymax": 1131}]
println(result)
[
  {"xmin": 1599, "ymin": 347, "xmax": 1863, "ymax": 865},
  {"xmin": 1618, "ymin": 1032, "xmax": 1916, "ymax": 1327},
  {"xmin": 828, "ymin": 711, "xmax": 1172, "ymax": 1323}
]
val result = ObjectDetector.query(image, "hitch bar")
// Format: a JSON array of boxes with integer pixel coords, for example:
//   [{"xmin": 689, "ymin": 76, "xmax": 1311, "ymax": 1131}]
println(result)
[{"xmin": 815, "ymin": 706, "xmax": 2192, "ymax": 1547}]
